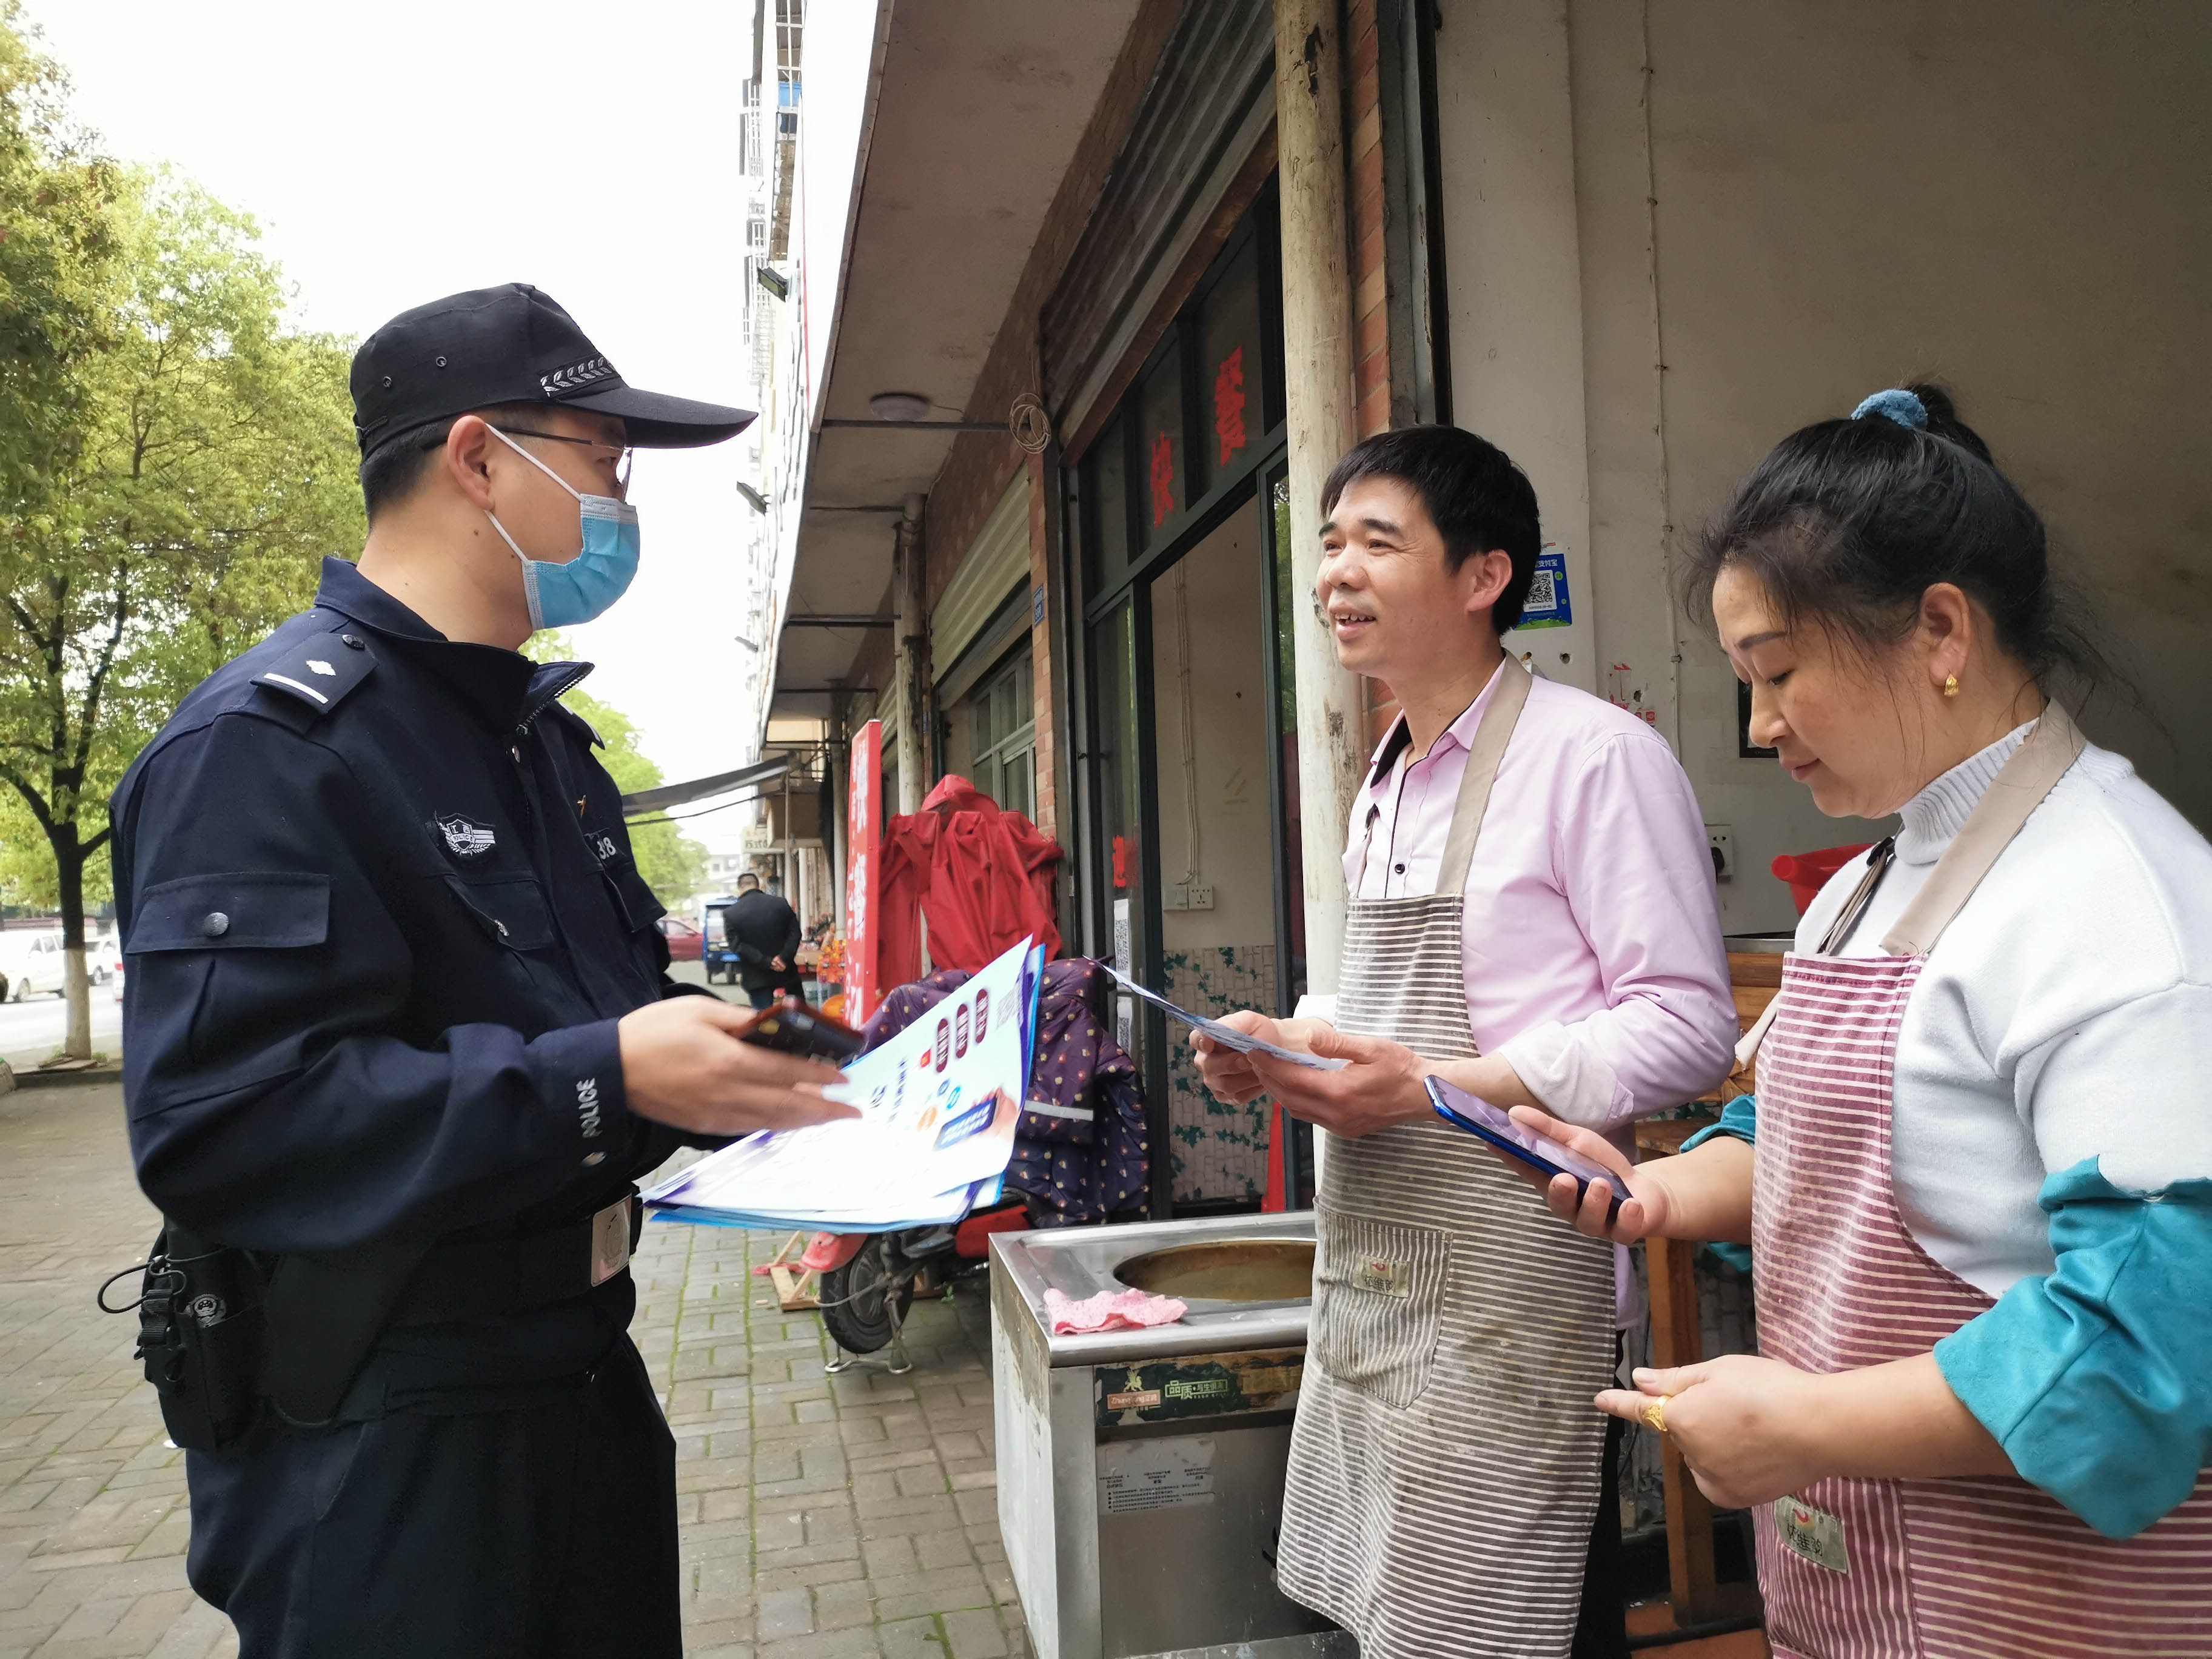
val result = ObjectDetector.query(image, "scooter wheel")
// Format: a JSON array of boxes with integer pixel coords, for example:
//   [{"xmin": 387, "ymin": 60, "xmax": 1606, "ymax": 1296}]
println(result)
[{"xmin": 820, "ymin": 1238, "xmax": 916, "ymax": 1356}]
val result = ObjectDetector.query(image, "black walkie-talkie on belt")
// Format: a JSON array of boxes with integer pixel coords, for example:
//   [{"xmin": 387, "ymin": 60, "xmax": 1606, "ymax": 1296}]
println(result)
[{"xmin": 102, "ymin": 1223, "xmax": 270, "ymax": 1452}]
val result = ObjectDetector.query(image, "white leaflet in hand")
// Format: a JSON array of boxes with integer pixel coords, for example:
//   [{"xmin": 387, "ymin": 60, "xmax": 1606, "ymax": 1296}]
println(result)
[
  {"xmin": 645, "ymin": 938, "xmax": 1035, "ymax": 1228},
  {"xmin": 1100, "ymin": 964, "xmax": 1349, "ymax": 1070}
]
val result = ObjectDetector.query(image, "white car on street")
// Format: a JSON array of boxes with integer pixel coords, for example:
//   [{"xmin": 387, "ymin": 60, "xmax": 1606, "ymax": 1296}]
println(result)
[
  {"xmin": 0, "ymin": 927, "xmax": 118, "ymax": 1001},
  {"xmin": 0, "ymin": 930, "xmax": 65, "ymax": 1002}
]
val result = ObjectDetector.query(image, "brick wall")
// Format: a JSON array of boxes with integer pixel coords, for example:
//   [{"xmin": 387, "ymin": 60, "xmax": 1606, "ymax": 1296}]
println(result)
[{"xmin": 1345, "ymin": 0, "xmax": 1403, "ymax": 749}]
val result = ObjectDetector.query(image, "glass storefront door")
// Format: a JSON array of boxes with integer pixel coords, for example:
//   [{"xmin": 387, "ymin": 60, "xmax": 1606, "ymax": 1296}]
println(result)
[{"xmin": 1073, "ymin": 185, "xmax": 1292, "ymax": 1217}]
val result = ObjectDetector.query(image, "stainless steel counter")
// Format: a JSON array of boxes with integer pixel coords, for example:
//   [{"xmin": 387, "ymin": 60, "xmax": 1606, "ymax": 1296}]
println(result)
[
  {"xmin": 991, "ymin": 1211, "xmax": 1314, "ymax": 1365},
  {"xmin": 993, "ymin": 1211, "xmax": 1335, "ymax": 1659}
]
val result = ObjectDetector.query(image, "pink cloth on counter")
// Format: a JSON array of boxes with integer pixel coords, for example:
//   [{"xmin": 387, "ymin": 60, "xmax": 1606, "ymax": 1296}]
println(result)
[{"xmin": 1044, "ymin": 1287, "xmax": 1187, "ymax": 1335}]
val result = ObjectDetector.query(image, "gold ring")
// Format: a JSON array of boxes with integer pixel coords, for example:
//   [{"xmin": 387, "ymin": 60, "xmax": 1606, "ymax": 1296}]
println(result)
[{"xmin": 1640, "ymin": 1397, "xmax": 1669, "ymax": 1434}]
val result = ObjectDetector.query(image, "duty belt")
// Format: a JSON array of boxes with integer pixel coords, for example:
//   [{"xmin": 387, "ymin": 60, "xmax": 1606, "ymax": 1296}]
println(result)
[
  {"xmin": 390, "ymin": 1193, "xmax": 642, "ymax": 1326},
  {"xmin": 261, "ymin": 1190, "xmax": 641, "ymax": 1427}
]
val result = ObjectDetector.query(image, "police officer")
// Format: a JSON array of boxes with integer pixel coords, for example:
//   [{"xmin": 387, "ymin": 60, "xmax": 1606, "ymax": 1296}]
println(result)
[{"xmin": 110, "ymin": 283, "xmax": 855, "ymax": 1657}]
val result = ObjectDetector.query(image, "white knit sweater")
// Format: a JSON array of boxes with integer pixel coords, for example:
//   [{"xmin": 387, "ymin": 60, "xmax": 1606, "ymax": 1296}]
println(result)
[{"xmin": 1798, "ymin": 722, "xmax": 2212, "ymax": 1296}]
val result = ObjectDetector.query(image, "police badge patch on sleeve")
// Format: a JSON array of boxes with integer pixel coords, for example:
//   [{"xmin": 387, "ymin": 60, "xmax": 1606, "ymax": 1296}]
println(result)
[{"xmin": 433, "ymin": 814, "xmax": 498, "ymax": 860}]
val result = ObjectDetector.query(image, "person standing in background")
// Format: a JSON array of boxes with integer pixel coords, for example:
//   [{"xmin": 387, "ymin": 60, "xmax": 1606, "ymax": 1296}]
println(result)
[{"xmin": 728, "ymin": 870, "xmax": 805, "ymax": 1007}]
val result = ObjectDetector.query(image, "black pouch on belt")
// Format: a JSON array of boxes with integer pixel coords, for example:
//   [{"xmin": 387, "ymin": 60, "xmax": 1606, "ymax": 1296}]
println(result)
[
  {"xmin": 106, "ymin": 1222, "xmax": 273, "ymax": 1452},
  {"xmin": 258, "ymin": 1238, "xmax": 436, "ymax": 1428}
]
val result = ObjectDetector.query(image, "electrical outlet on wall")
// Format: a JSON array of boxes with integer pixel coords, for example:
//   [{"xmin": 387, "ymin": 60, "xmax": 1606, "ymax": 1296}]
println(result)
[
  {"xmin": 1706, "ymin": 825, "xmax": 1734, "ymax": 882},
  {"xmin": 1187, "ymin": 883, "xmax": 1215, "ymax": 911}
]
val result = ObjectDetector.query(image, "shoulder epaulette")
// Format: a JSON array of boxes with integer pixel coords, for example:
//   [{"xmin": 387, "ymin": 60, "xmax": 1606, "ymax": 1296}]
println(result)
[{"xmin": 253, "ymin": 629, "xmax": 376, "ymax": 717}]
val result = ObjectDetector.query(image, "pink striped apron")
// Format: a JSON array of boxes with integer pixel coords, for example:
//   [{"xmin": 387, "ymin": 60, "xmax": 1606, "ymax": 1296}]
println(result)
[{"xmin": 1745, "ymin": 705, "xmax": 2212, "ymax": 1657}]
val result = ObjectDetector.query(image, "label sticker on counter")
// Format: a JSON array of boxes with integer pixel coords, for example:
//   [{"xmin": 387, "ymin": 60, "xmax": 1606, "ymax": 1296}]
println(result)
[
  {"xmin": 1098, "ymin": 1436, "xmax": 1216, "ymax": 1515},
  {"xmin": 1093, "ymin": 1350, "xmax": 1305, "ymax": 1427}
]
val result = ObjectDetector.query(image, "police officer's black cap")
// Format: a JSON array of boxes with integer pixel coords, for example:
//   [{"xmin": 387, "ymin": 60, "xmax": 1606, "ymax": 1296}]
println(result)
[{"xmin": 350, "ymin": 283, "xmax": 756, "ymax": 460}]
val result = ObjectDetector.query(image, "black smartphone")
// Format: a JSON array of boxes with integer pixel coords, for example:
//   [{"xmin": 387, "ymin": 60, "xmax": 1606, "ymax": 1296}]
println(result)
[
  {"xmin": 739, "ymin": 1000, "xmax": 867, "ymax": 1064},
  {"xmin": 1426, "ymin": 1076, "xmax": 1625, "ymax": 1223}
]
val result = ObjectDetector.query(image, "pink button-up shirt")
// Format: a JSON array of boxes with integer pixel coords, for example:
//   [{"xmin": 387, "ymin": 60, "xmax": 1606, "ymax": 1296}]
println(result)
[
  {"xmin": 1327, "ymin": 665, "xmax": 1735, "ymax": 1326},
  {"xmin": 1340, "ymin": 664, "xmax": 1735, "ymax": 1139}
]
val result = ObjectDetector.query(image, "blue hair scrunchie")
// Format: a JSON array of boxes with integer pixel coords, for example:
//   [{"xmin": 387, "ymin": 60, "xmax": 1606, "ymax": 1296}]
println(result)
[{"xmin": 1851, "ymin": 388, "xmax": 1928, "ymax": 429}]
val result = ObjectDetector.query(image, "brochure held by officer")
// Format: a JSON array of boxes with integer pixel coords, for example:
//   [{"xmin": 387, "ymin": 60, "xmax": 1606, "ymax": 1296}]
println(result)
[{"xmin": 643, "ymin": 937, "xmax": 1044, "ymax": 1232}]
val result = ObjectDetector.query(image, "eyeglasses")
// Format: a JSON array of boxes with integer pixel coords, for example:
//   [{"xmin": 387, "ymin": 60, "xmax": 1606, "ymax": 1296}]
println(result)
[{"xmin": 499, "ymin": 427, "xmax": 635, "ymax": 494}]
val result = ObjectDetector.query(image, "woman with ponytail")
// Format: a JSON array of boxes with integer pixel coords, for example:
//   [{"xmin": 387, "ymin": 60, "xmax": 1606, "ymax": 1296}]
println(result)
[{"xmin": 1510, "ymin": 386, "xmax": 2212, "ymax": 1656}]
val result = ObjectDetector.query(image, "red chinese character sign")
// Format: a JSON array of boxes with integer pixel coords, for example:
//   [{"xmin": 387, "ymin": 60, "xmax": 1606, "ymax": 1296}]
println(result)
[
  {"xmin": 844, "ymin": 719, "xmax": 883, "ymax": 1024},
  {"xmin": 1149, "ymin": 431, "xmax": 1176, "ymax": 528},
  {"xmin": 1213, "ymin": 346, "xmax": 1247, "ymax": 467}
]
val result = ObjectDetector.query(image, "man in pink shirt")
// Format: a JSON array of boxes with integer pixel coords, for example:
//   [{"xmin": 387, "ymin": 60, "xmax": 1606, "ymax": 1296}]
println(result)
[{"xmin": 1196, "ymin": 427, "xmax": 1735, "ymax": 1659}]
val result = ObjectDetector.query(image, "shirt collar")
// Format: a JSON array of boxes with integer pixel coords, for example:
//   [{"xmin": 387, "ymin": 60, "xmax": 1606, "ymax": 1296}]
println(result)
[
  {"xmin": 313, "ymin": 555, "xmax": 591, "ymax": 735},
  {"xmin": 1362, "ymin": 659, "xmax": 1509, "ymax": 792}
]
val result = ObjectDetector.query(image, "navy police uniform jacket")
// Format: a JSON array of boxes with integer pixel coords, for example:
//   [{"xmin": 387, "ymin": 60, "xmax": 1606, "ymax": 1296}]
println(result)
[{"xmin": 111, "ymin": 557, "xmax": 695, "ymax": 1409}]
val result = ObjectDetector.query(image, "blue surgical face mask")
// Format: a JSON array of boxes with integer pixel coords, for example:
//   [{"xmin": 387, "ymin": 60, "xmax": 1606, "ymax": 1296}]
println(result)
[{"xmin": 483, "ymin": 426, "xmax": 641, "ymax": 631}]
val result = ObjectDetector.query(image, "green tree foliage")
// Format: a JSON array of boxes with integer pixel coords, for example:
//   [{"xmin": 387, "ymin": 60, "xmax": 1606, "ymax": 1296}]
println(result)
[
  {"xmin": 526, "ymin": 632, "xmax": 708, "ymax": 910},
  {"xmin": 0, "ymin": 9, "xmax": 362, "ymax": 1050}
]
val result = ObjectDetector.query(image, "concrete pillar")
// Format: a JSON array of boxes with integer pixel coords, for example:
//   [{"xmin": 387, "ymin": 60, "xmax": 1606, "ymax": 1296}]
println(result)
[
  {"xmin": 1274, "ymin": 0, "xmax": 1369, "ymax": 996},
  {"xmin": 892, "ymin": 493, "xmax": 928, "ymax": 814}
]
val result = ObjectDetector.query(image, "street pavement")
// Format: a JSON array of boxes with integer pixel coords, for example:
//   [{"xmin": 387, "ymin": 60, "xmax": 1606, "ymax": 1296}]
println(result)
[
  {"xmin": 0, "ymin": 993, "xmax": 122, "ymax": 1076},
  {"xmin": 0, "ymin": 1084, "xmax": 1033, "ymax": 1657}
]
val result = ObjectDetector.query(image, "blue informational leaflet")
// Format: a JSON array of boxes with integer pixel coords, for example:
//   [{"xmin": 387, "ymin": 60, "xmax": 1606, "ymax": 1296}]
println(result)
[{"xmin": 643, "ymin": 937, "xmax": 1036, "ymax": 1231}]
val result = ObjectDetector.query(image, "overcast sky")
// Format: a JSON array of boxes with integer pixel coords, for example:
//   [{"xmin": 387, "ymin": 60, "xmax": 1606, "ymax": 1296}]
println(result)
[{"xmin": 28, "ymin": 0, "xmax": 771, "ymax": 846}]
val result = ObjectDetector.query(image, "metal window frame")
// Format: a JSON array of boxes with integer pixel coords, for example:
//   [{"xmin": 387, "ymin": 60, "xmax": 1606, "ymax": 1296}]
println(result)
[{"xmin": 1061, "ymin": 189, "xmax": 1296, "ymax": 1220}]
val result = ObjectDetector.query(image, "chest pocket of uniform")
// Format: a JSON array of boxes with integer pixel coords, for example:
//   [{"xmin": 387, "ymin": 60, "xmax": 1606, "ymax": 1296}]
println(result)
[
  {"xmin": 444, "ymin": 874, "xmax": 556, "ymax": 950},
  {"xmin": 599, "ymin": 859, "xmax": 666, "ymax": 934},
  {"xmin": 1310, "ymin": 1204, "xmax": 1450, "ymax": 1410}
]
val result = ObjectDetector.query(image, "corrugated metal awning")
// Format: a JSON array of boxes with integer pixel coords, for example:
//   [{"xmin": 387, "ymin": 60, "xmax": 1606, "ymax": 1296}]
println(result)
[{"xmin": 620, "ymin": 756, "xmax": 790, "ymax": 816}]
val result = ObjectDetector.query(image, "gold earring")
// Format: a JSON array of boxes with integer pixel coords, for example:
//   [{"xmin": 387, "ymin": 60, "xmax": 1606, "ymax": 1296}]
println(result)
[{"xmin": 1943, "ymin": 675, "xmax": 1961, "ymax": 699}]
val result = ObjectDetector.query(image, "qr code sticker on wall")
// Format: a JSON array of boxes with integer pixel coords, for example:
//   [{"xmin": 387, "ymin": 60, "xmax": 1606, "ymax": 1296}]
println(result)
[{"xmin": 1525, "ymin": 572, "xmax": 1557, "ymax": 611}]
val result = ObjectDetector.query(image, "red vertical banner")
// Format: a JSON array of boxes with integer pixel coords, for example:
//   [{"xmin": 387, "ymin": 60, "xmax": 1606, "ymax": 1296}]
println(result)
[{"xmin": 844, "ymin": 719, "xmax": 883, "ymax": 1025}]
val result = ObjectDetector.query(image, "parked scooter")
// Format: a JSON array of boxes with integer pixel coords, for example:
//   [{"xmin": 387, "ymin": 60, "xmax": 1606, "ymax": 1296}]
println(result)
[{"xmin": 803, "ymin": 1204, "xmax": 1034, "ymax": 1366}]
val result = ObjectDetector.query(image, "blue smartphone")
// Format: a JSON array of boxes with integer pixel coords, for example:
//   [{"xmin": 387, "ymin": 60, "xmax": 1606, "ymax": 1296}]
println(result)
[{"xmin": 1426, "ymin": 1077, "xmax": 1625, "ymax": 1222}]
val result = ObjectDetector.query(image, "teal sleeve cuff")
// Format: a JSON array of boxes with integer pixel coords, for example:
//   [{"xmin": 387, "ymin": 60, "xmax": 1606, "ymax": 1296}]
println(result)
[
  {"xmin": 1678, "ymin": 1094, "xmax": 1756, "ymax": 1272},
  {"xmin": 1934, "ymin": 1158, "xmax": 2212, "ymax": 1540},
  {"xmin": 1680, "ymin": 1092, "xmax": 1757, "ymax": 1154}
]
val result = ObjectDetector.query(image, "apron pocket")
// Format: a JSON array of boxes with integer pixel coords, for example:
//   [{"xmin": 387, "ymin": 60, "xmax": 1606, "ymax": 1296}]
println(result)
[{"xmin": 1311, "ymin": 1204, "xmax": 1449, "ymax": 1410}]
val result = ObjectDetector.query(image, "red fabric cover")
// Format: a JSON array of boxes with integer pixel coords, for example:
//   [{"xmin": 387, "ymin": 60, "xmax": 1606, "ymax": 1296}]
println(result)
[
  {"xmin": 953, "ymin": 1203, "xmax": 1031, "ymax": 1259},
  {"xmin": 878, "ymin": 774, "xmax": 1062, "ymax": 982}
]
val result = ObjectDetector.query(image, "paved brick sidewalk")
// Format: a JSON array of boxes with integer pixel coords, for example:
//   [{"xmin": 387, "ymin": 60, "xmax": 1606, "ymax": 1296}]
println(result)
[
  {"xmin": 634, "ymin": 1202, "xmax": 1028, "ymax": 1658},
  {"xmin": 0, "ymin": 1087, "xmax": 1031, "ymax": 1658}
]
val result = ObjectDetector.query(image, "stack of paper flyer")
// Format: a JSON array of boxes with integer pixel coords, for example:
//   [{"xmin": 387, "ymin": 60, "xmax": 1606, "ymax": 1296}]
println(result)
[{"xmin": 644, "ymin": 937, "xmax": 1044, "ymax": 1233}]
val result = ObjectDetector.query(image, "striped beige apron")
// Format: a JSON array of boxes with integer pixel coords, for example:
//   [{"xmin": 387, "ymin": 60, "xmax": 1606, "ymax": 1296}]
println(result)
[{"xmin": 1276, "ymin": 663, "xmax": 1620, "ymax": 1658}]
